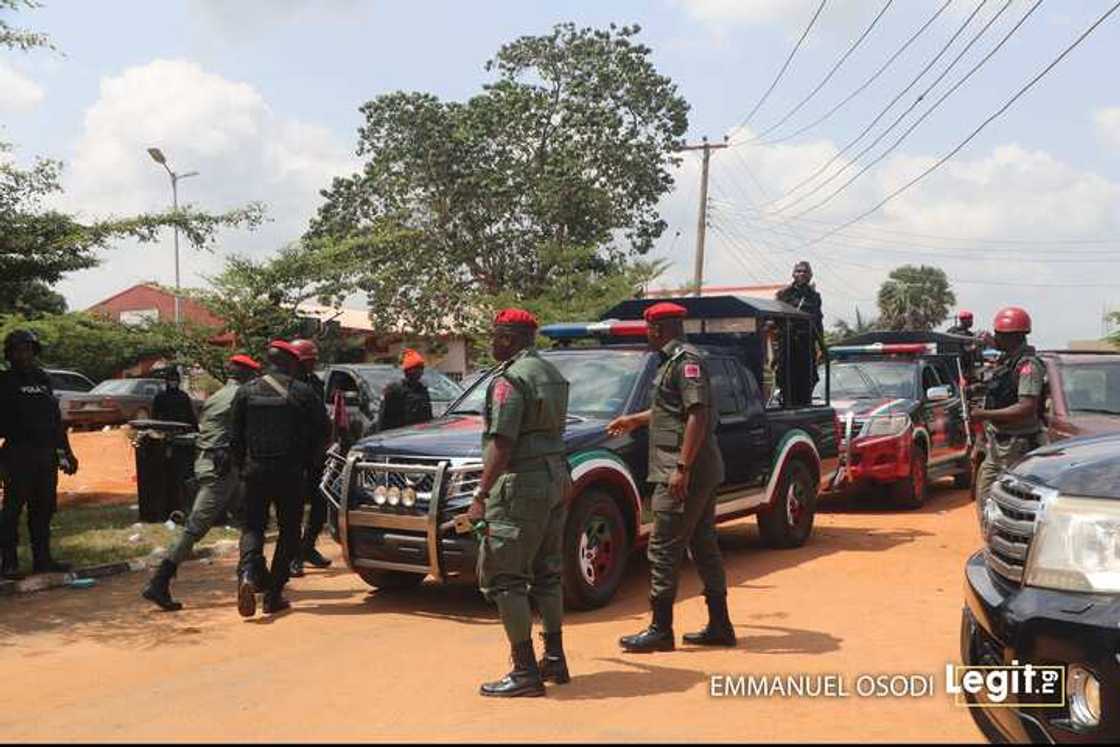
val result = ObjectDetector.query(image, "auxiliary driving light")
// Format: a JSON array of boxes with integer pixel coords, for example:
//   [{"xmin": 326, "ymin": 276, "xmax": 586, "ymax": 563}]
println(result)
[
  {"xmin": 372, "ymin": 485, "xmax": 388, "ymax": 506},
  {"xmin": 387, "ymin": 486, "xmax": 402, "ymax": 506},
  {"xmin": 1068, "ymin": 665, "xmax": 1101, "ymax": 729},
  {"xmin": 401, "ymin": 487, "xmax": 417, "ymax": 508}
]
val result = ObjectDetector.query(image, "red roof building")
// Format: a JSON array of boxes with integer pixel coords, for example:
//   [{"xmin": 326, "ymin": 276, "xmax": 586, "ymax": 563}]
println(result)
[{"xmin": 87, "ymin": 283, "xmax": 224, "ymax": 328}]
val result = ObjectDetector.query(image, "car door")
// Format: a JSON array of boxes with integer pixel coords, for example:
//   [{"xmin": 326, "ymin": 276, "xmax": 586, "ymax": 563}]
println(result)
[
  {"xmin": 708, "ymin": 357, "xmax": 752, "ymax": 492},
  {"xmin": 919, "ymin": 363, "xmax": 965, "ymax": 463},
  {"xmin": 733, "ymin": 362, "xmax": 771, "ymax": 489}
]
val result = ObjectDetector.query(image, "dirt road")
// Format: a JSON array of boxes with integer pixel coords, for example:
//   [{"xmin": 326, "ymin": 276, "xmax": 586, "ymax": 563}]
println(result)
[{"xmin": 0, "ymin": 482, "xmax": 984, "ymax": 742}]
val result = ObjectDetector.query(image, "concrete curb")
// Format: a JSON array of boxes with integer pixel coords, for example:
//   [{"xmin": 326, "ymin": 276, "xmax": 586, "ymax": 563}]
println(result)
[{"xmin": 0, "ymin": 539, "xmax": 240, "ymax": 598}]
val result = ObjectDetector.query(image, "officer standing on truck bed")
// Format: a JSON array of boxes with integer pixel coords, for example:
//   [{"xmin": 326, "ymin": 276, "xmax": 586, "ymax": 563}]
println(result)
[
  {"xmin": 0, "ymin": 330, "xmax": 79, "ymax": 579},
  {"xmin": 971, "ymin": 307, "xmax": 1046, "ymax": 510},
  {"xmin": 141, "ymin": 353, "xmax": 261, "ymax": 611},
  {"xmin": 607, "ymin": 302, "xmax": 736, "ymax": 653},
  {"xmin": 464, "ymin": 308, "xmax": 572, "ymax": 698},
  {"xmin": 288, "ymin": 338, "xmax": 333, "ymax": 578},
  {"xmin": 775, "ymin": 260, "xmax": 825, "ymax": 404},
  {"xmin": 230, "ymin": 340, "xmax": 319, "ymax": 617},
  {"xmin": 377, "ymin": 348, "xmax": 433, "ymax": 431}
]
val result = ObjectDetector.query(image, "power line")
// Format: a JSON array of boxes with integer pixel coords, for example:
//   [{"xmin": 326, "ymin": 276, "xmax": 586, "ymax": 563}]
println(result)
[
  {"xmin": 736, "ymin": 0, "xmax": 953, "ymax": 147},
  {"xmin": 762, "ymin": 0, "xmax": 998, "ymax": 212},
  {"xmin": 744, "ymin": 0, "xmax": 895, "ymax": 144},
  {"xmin": 784, "ymin": 0, "xmax": 1047, "ymax": 224},
  {"xmin": 799, "ymin": 0, "xmax": 1120, "ymax": 250},
  {"xmin": 737, "ymin": 0, "xmax": 829, "ymax": 129}
]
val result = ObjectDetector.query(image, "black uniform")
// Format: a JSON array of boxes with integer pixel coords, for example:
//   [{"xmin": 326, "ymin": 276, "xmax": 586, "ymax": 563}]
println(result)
[
  {"xmin": 0, "ymin": 366, "xmax": 73, "ymax": 568},
  {"xmin": 377, "ymin": 378, "xmax": 433, "ymax": 431},
  {"xmin": 946, "ymin": 325, "xmax": 975, "ymax": 337},
  {"xmin": 299, "ymin": 371, "xmax": 332, "ymax": 558},
  {"xmin": 230, "ymin": 368, "xmax": 319, "ymax": 595},
  {"xmin": 775, "ymin": 282, "xmax": 824, "ymax": 405},
  {"xmin": 152, "ymin": 386, "xmax": 198, "ymax": 429}
]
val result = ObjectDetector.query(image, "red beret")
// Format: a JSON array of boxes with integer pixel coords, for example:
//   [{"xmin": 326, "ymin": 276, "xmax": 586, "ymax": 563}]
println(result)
[
  {"xmin": 643, "ymin": 302, "xmax": 688, "ymax": 323},
  {"xmin": 268, "ymin": 339, "xmax": 301, "ymax": 359},
  {"xmin": 493, "ymin": 308, "xmax": 538, "ymax": 329},
  {"xmin": 401, "ymin": 348, "xmax": 426, "ymax": 371},
  {"xmin": 228, "ymin": 354, "xmax": 261, "ymax": 371}
]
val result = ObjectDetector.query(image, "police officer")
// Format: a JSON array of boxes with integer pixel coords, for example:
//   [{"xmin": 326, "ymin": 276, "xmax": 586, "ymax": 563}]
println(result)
[
  {"xmin": 775, "ymin": 260, "xmax": 825, "ymax": 404},
  {"xmin": 377, "ymin": 348, "xmax": 434, "ymax": 431},
  {"xmin": 230, "ymin": 340, "xmax": 319, "ymax": 617},
  {"xmin": 288, "ymin": 338, "xmax": 333, "ymax": 577},
  {"xmin": 971, "ymin": 307, "xmax": 1046, "ymax": 509},
  {"xmin": 141, "ymin": 354, "xmax": 261, "ymax": 611},
  {"xmin": 608, "ymin": 302, "xmax": 735, "ymax": 652},
  {"xmin": 0, "ymin": 330, "xmax": 78, "ymax": 579},
  {"xmin": 152, "ymin": 369, "xmax": 199, "ymax": 429},
  {"xmin": 464, "ymin": 308, "xmax": 571, "ymax": 698},
  {"xmin": 947, "ymin": 310, "xmax": 975, "ymax": 337}
]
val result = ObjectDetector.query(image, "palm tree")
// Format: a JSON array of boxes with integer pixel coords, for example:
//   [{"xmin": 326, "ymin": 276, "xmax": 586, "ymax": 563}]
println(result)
[{"xmin": 877, "ymin": 265, "xmax": 955, "ymax": 331}]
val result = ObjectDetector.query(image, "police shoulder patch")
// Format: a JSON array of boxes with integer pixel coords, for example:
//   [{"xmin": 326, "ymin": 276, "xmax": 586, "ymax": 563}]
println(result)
[
  {"xmin": 493, "ymin": 377, "xmax": 513, "ymax": 405},
  {"xmin": 682, "ymin": 362, "xmax": 701, "ymax": 380},
  {"xmin": 1018, "ymin": 360, "xmax": 1035, "ymax": 377}
]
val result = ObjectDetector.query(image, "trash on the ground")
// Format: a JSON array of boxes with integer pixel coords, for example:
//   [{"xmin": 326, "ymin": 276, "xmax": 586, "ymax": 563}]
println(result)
[
  {"xmin": 102, "ymin": 425, "xmax": 111, "ymax": 432},
  {"xmin": 131, "ymin": 522, "xmax": 143, "ymax": 529},
  {"xmin": 128, "ymin": 533, "xmax": 142, "ymax": 543},
  {"xmin": 68, "ymin": 578, "xmax": 96, "ymax": 589},
  {"xmin": 163, "ymin": 519, "xmax": 177, "ymax": 530},
  {"xmin": 130, "ymin": 504, "xmax": 139, "ymax": 511}
]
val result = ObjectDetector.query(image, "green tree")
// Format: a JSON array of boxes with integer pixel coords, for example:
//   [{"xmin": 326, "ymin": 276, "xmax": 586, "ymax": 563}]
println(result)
[
  {"xmin": 825, "ymin": 307, "xmax": 879, "ymax": 346},
  {"xmin": 877, "ymin": 265, "xmax": 956, "ymax": 331},
  {"xmin": 1106, "ymin": 310, "xmax": 1120, "ymax": 347},
  {"xmin": 306, "ymin": 23, "xmax": 689, "ymax": 336},
  {"xmin": 1, "ymin": 0, "xmax": 52, "ymax": 52}
]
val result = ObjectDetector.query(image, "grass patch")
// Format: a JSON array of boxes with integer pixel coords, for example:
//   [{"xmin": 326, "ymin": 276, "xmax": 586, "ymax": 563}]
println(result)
[{"xmin": 9, "ymin": 503, "xmax": 240, "ymax": 571}]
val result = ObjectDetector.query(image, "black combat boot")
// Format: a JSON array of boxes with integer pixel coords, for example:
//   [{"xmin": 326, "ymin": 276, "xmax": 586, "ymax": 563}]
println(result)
[
  {"xmin": 302, "ymin": 545, "xmax": 332, "ymax": 569},
  {"xmin": 480, "ymin": 640, "xmax": 546, "ymax": 698},
  {"xmin": 288, "ymin": 557, "xmax": 305, "ymax": 578},
  {"xmin": 141, "ymin": 559, "xmax": 183, "ymax": 611},
  {"xmin": 31, "ymin": 546, "xmax": 71, "ymax": 574},
  {"xmin": 262, "ymin": 589, "xmax": 291, "ymax": 614},
  {"xmin": 537, "ymin": 631, "xmax": 571, "ymax": 685},
  {"xmin": 682, "ymin": 592, "xmax": 737, "ymax": 647},
  {"xmin": 619, "ymin": 597, "xmax": 675, "ymax": 653},
  {"xmin": 1, "ymin": 548, "xmax": 24, "ymax": 580},
  {"xmin": 236, "ymin": 570, "xmax": 257, "ymax": 618}
]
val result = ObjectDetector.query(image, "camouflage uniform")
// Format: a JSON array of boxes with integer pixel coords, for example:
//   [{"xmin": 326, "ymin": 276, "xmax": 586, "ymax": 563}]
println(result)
[
  {"xmin": 647, "ymin": 339, "xmax": 727, "ymax": 603},
  {"xmin": 975, "ymin": 346, "xmax": 1047, "ymax": 507},
  {"xmin": 478, "ymin": 348, "xmax": 571, "ymax": 645}
]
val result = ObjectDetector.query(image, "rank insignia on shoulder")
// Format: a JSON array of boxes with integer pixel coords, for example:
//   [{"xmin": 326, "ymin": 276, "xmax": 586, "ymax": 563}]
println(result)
[
  {"xmin": 1018, "ymin": 361, "xmax": 1034, "ymax": 376},
  {"xmin": 683, "ymin": 363, "xmax": 701, "ymax": 379},
  {"xmin": 493, "ymin": 378, "xmax": 513, "ymax": 404}
]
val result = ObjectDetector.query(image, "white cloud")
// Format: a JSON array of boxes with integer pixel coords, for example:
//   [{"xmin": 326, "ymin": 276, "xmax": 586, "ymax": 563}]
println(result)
[
  {"xmin": 0, "ymin": 61, "xmax": 45, "ymax": 112},
  {"xmin": 650, "ymin": 126, "xmax": 1120, "ymax": 347},
  {"xmin": 55, "ymin": 59, "xmax": 357, "ymax": 310},
  {"xmin": 1094, "ymin": 106, "xmax": 1120, "ymax": 152}
]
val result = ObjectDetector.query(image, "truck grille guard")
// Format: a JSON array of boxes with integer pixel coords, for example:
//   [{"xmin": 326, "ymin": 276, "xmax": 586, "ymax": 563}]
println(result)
[
  {"xmin": 981, "ymin": 474, "xmax": 1054, "ymax": 584},
  {"xmin": 319, "ymin": 447, "xmax": 483, "ymax": 581}
]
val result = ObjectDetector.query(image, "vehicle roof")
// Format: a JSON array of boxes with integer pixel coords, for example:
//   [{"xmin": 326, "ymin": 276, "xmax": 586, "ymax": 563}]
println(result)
[
  {"xmin": 601, "ymin": 294, "xmax": 810, "ymax": 321},
  {"xmin": 45, "ymin": 368, "xmax": 90, "ymax": 377},
  {"xmin": 837, "ymin": 330, "xmax": 976, "ymax": 349},
  {"xmin": 1039, "ymin": 350, "xmax": 1120, "ymax": 361}
]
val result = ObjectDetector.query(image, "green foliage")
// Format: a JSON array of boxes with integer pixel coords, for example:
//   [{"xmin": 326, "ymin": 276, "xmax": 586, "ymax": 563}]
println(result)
[
  {"xmin": 1, "ymin": 0, "xmax": 53, "ymax": 53},
  {"xmin": 877, "ymin": 265, "xmax": 956, "ymax": 332},
  {"xmin": 0, "ymin": 279, "xmax": 66, "ymax": 318},
  {"xmin": 825, "ymin": 307, "xmax": 879, "ymax": 346},
  {"xmin": 1106, "ymin": 310, "xmax": 1120, "ymax": 346},
  {"xmin": 307, "ymin": 22, "xmax": 688, "ymax": 336},
  {"xmin": 0, "ymin": 312, "xmax": 173, "ymax": 381}
]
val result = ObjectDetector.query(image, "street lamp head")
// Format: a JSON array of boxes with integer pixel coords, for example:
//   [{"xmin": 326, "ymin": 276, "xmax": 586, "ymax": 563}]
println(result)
[
  {"xmin": 179, "ymin": 170, "xmax": 200, "ymax": 179},
  {"xmin": 147, "ymin": 147, "xmax": 166, "ymax": 165}
]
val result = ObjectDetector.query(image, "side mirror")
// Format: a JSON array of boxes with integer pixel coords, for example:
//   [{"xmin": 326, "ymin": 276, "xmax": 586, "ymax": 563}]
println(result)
[
  {"xmin": 926, "ymin": 385, "xmax": 952, "ymax": 402},
  {"xmin": 341, "ymin": 390, "xmax": 361, "ymax": 407}
]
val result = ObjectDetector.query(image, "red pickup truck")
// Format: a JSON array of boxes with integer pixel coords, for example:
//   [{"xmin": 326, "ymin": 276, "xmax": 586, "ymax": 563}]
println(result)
[{"xmin": 1040, "ymin": 350, "xmax": 1120, "ymax": 441}]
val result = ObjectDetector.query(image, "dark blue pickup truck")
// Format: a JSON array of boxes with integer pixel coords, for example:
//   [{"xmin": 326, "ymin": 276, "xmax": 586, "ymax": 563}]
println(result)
[{"xmin": 320, "ymin": 296, "xmax": 840, "ymax": 609}]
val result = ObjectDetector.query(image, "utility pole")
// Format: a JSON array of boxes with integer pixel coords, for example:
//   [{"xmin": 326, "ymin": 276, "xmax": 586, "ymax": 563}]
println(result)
[
  {"xmin": 678, "ymin": 136, "xmax": 728, "ymax": 296},
  {"xmin": 147, "ymin": 148, "xmax": 199, "ymax": 324}
]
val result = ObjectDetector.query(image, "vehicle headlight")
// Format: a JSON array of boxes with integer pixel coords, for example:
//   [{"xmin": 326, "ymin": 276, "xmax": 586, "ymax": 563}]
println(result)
[
  {"xmin": 386, "ymin": 486, "xmax": 401, "ymax": 507},
  {"xmin": 1068, "ymin": 665, "xmax": 1102, "ymax": 729},
  {"xmin": 401, "ymin": 487, "xmax": 417, "ymax": 508},
  {"xmin": 859, "ymin": 414, "xmax": 910, "ymax": 438},
  {"xmin": 1024, "ymin": 495, "xmax": 1120, "ymax": 593},
  {"xmin": 372, "ymin": 485, "xmax": 388, "ymax": 506}
]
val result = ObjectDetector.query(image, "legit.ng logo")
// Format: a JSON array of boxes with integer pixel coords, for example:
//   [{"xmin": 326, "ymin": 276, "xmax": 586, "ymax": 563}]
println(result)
[{"xmin": 946, "ymin": 662, "xmax": 1065, "ymax": 708}]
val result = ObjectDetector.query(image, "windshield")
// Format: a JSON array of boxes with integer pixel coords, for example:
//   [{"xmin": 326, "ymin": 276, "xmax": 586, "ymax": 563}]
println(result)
[
  {"xmin": 448, "ymin": 350, "xmax": 647, "ymax": 419},
  {"xmin": 1060, "ymin": 361, "xmax": 1120, "ymax": 416},
  {"xmin": 92, "ymin": 379, "xmax": 149, "ymax": 395},
  {"xmin": 815, "ymin": 361, "xmax": 915, "ymax": 400}
]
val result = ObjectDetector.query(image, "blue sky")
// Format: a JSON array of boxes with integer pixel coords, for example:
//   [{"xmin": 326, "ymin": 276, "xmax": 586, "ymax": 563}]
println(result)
[{"xmin": 3, "ymin": 0, "xmax": 1119, "ymax": 346}]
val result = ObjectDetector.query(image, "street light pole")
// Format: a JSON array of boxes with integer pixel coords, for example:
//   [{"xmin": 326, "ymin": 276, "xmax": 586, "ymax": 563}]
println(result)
[{"xmin": 146, "ymin": 148, "xmax": 198, "ymax": 325}]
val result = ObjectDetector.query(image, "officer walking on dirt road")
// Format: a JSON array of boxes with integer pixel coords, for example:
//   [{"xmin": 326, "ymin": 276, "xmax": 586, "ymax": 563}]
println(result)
[
  {"xmin": 141, "ymin": 354, "xmax": 261, "ymax": 611},
  {"xmin": 465, "ymin": 308, "xmax": 572, "ymax": 698},
  {"xmin": 0, "ymin": 330, "xmax": 78, "ymax": 579},
  {"xmin": 608, "ymin": 302, "xmax": 736, "ymax": 652},
  {"xmin": 230, "ymin": 340, "xmax": 319, "ymax": 617},
  {"xmin": 971, "ymin": 307, "xmax": 1046, "ymax": 511},
  {"xmin": 288, "ymin": 338, "xmax": 333, "ymax": 578}
]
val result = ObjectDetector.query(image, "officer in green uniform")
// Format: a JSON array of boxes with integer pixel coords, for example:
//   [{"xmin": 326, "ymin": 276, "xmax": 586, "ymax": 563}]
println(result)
[
  {"xmin": 972, "ymin": 306, "xmax": 1046, "ymax": 512},
  {"xmin": 608, "ymin": 302, "xmax": 735, "ymax": 652},
  {"xmin": 141, "ymin": 354, "xmax": 261, "ymax": 611},
  {"xmin": 465, "ymin": 308, "xmax": 572, "ymax": 698}
]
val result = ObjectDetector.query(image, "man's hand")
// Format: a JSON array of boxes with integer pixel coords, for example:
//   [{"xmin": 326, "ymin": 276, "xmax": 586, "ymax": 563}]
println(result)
[
  {"xmin": 668, "ymin": 465, "xmax": 689, "ymax": 502},
  {"xmin": 606, "ymin": 415, "xmax": 635, "ymax": 437},
  {"xmin": 466, "ymin": 498, "xmax": 485, "ymax": 523},
  {"xmin": 971, "ymin": 408, "xmax": 989, "ymax": 422}
]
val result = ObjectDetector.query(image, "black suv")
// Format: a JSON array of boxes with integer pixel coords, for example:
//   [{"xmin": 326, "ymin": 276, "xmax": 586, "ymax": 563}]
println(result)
[{"xmin": 962, "ymin": 432, "xmax": 1120, "ymax": 742}]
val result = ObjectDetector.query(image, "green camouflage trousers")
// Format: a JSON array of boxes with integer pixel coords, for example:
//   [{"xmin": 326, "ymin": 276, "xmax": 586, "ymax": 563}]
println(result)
[
  {"xmin": 976, "ymin": 430, "xmax": 1045, "ymax": 515},
  {"xmin": 648, "ymin": 482, "xmax": 727, "ymax": 603},
  {"xmin": 167, "ymin": 453, "xmax": 241, "ymax": 566},
  {"xmin": 477, "ymin": 465, "xmax": 569, "ymax": 645}
]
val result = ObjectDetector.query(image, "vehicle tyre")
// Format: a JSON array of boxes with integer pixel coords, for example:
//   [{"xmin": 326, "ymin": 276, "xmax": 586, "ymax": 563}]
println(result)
[
  {"xmin": 892, "ymin": 443, "xmax": 928, "ymax": 509},
  {"xmin": 758, "ymin": 458, "xmax": 817, "ymax": 549},
  {"xmin": 355, "ymin": 569, "xmax": 426, "ymax": 591},
  {"xmin": 562, "ymin": 488, "xmax": 631, "ymax": 611}
]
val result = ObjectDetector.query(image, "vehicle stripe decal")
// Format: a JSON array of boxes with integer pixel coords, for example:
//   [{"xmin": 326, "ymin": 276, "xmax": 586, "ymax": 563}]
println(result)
[
  {"xmin": 766, "ymin": 430, "xmax": 819, "ymax": 500},
  {"xmin": 568, "ymin": 450, "xmax": 640, "ymax": 503}
]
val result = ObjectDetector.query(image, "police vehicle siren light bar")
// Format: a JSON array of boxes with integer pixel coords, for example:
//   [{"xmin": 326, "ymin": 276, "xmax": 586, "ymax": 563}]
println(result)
[
  {"xmin": 830, "ymin": 342, "xmax": 937, "ymax": 356},
  {"xmin": 539, "ymin": 320, "xmax": 648, "ymax": 340}
]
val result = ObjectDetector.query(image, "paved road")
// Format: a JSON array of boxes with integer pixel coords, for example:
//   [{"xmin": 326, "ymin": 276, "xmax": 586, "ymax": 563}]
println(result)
[{"xmin": 0, "ymin": 482, "xmax": 984, "ymax": 742}]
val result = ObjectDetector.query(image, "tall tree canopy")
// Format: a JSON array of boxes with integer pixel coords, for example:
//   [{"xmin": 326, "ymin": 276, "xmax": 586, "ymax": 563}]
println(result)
[
  {"xmin": 877, "ymin": 265, "xmax": 956, "ymax": 331},
  {"xmin": 306, "ymin": 23, "xmax": 688, "ymax": 335}
]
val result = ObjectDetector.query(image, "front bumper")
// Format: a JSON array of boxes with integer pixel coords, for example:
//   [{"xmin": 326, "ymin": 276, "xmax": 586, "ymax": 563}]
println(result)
[
  {"xmin": 831, "ymin": 433, "xmax": 909, "ymax": 490},
  {"xmin": 962, "ymin": 550, "xmax": 1120, "ymax": 742}
]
